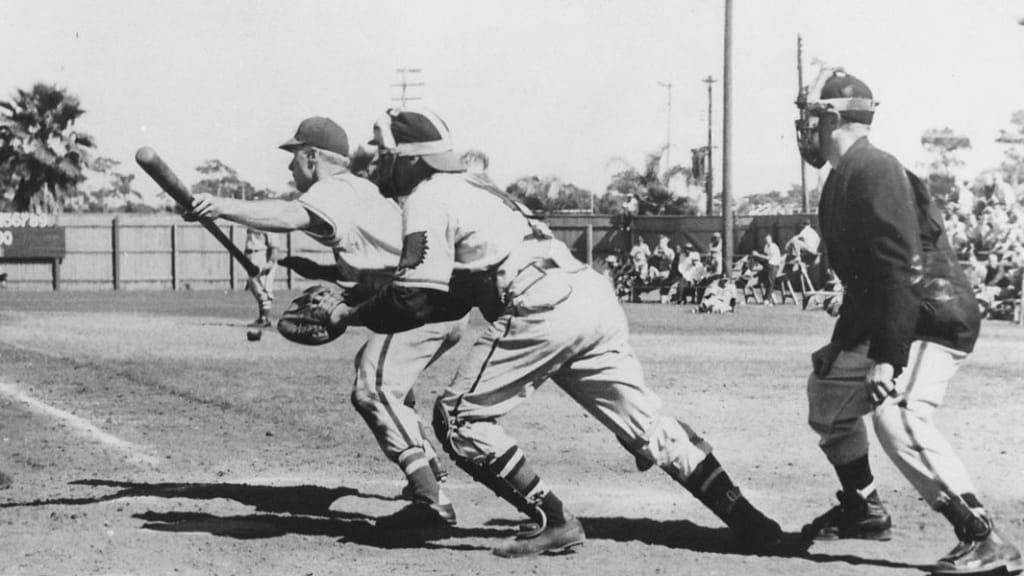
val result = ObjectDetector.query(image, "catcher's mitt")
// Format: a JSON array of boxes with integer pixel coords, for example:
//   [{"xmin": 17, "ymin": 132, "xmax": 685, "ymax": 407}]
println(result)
[{"xmin": 277, "ymin": 285, "xmax": 351, "ymax": 345}]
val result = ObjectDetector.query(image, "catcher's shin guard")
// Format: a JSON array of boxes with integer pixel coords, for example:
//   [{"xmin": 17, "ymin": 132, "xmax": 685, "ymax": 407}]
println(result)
[{"xmin": 432, "ymin": 399, "xmax": 546, "ymax": 527}]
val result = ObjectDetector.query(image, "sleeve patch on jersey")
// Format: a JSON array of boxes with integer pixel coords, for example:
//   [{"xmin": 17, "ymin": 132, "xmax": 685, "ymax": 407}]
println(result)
[{"xmin": 398, "ymin": 231, "xmax": 429, "ymax": 270}]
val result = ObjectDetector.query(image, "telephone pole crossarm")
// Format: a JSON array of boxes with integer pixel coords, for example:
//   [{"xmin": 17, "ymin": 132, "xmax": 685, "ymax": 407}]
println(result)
[{"xmin": 393, "ymin": 67, "xmax": 424, "ymax": 106}]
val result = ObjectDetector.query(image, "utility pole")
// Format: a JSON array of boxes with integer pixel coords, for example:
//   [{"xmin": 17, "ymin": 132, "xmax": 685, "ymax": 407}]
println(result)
[
  {"xmin": 658, "ymin": 81, "xmax": 673, "ymax": 170},
  {"xmin": 722, "ymin": 0, "xmax": 734, "ymax": 277},
  {"xmin": 392, "ymin": 67, "xmax": 423, "ymax": 106},
  {"xmin": 797, "ymin": 35, "xmax": 808, "ymax": 213},
  {"xmin": 703, "ymin": 76, "xmax": 716, "ymax": 216}
]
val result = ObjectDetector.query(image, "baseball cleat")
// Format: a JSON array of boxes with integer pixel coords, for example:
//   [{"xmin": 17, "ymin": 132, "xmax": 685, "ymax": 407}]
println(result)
[
  {"xmin": 248, "ymin": 316, "xmax": 272, "ymax": 329},
  {"xmin": 375, "ymin": 502, "xmax": 456, "ymax": 531},
  {"xmin": 399, "ymin": 481, "xmax": 417, "ymax": 501},
  {"xmin": 728, "ymin": 499, "xmax": 785, "ymax": 553},
  {"xmin": 492, "ymin": 515, "xmax": 586, "ymax": 558},
  {"xmin": 933, "ymin": 519, "xmax": 1023, "ymax": 576},
  {"xmin": 802, "ymin": 490, "xmax": 892, "ymax": 542}
]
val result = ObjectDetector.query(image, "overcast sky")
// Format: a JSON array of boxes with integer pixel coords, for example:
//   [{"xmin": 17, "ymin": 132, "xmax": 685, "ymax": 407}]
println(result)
[{"xmin": 3, "ymin": 0, "xmax": 1023, "ymax": 204}]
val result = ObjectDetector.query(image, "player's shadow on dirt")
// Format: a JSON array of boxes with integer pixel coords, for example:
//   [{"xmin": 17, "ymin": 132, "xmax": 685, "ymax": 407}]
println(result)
[
  {"xmin": 0, "ymin": 479, "xmax": 388, "ymax": 517},
  {"xmin": 0, "ymin": 479, "xmax": 508, "ymax": 552},
  {"xmin": 557, "ymin": 517, "xmax": 927, "ymax": 570},
  {"xmin": 134, "ymin": 509, "xmax": 503, "ymax": 551}
]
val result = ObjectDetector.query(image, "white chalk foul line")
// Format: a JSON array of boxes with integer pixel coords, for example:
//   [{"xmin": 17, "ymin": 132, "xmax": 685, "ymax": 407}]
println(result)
[{"xmin": 0, "ymin": 380, "xmax": 161, "ymax": 467}]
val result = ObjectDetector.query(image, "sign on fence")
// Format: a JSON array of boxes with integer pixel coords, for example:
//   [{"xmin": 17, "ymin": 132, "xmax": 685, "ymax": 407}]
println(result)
[{"xmin": 0, "ymin": 212, "xmax": 66, "ymax": 259}]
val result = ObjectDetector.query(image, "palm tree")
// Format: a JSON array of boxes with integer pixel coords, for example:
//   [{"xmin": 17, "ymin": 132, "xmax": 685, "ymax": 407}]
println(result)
[
  {"xmin": 0, "ymin": 83, "xmax": 95, "ymax": 213},
  {"xmin": 605, "ymin": 146, "xmax": 699, "ymax": 216}
]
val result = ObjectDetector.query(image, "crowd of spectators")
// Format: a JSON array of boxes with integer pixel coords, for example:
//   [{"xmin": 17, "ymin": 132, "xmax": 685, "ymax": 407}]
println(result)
[
  {"xmin": 605, "ymin": 174, "xmax": 1022, "ymax": 320},
  {"xmin": 608, "ymin": 233, "xmax": 721, "ymax": 306},
  {"xmin": 942, "ymin": 174, "xmax": 1023, "ymax": 318}
]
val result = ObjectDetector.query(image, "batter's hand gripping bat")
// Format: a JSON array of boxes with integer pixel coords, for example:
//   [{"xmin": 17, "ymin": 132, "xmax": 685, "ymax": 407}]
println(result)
[{"xmin": 135, "ymin": 146, "xmax": 261, "ymax": 277}]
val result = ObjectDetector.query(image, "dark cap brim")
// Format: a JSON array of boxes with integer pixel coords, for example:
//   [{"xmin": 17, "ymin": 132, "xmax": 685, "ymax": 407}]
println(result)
[{"xmin": 278, "ymin": 138, "xmax": 304, "ymax": 152}]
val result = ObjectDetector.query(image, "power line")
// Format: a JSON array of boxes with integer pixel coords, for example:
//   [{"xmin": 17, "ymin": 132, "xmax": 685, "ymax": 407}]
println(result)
[{"xmin": 392, "ymin": 67, "xmax": 424, "ymax": 106}]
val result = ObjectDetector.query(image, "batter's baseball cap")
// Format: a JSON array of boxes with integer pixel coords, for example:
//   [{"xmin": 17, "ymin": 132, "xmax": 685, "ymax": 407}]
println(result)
[
  {"xmin": 279, "ymin": 117, "xmax": 350, "ymax": 157},
  {"xmin": 369, "ymin": 108, "xmax": 465, "ymax": 172}
]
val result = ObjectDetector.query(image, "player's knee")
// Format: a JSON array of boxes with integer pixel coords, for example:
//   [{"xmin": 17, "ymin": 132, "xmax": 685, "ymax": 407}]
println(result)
[
  {"xmin": 432, "ymin": 398, "xmax": 458, "ymax": 455},
  {"xmin": 432, "ymin": 398, "xmax": 487, "ymax": 464},
  {"xmin": 871, "ymin": 400, "xmax": 932, "ymax": 437},
  {"xmin": 350, "ymin": 386, "xmax": 379, "ymax": 414},
  {"xmin": 808, "ymin": 413, "xmax": 833, "ymax": 436},
  {"xmin": 807, "ymin": 397, "xmax": 845, "ymax": 436},
  {"xmin": 635, "ymin": 417, "xmax": 712, "ymax": 476}
]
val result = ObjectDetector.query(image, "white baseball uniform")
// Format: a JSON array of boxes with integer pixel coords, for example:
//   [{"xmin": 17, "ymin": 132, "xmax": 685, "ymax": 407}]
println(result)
[
  {"xmin": 244, "ymin": 228, "xmax": 280, "ymax": 313},
  {"xmin": 297, "ymin": 173, "xmax": 467, "ymax": 470},
  {"xmin": 392, "ymin": 173, "xmax": 713, "ymax": 481}
]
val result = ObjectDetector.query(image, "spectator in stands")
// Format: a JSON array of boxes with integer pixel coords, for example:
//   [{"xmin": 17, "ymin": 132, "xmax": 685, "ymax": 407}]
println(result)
[
  {"xmin": 964, "ymin": 212, "xmax": 985, "ymax": 255},
  {"xmin": 978, "ymin": 173, "xmax": 1016, "ymax": 213},
  {"xmin": 956, "ymin": 180, "xmax": 976, "ymax": 217},
  {"xmin": 753, "ymin": 234, "xmax": 782, "ymax": 306},
  {"xmin": 665, "ymin": 243, "xmax": 685, "ymax": 303},
  {"xmin": 651, "ymin": 235, "xmax": 675, "ymax": 273},
  {"xmin": 946, "ymin": 213, "xmax": 971, "ymax": 260},
  {"xmin": 629, "ymin": 235, "xmax": 651, "ymax": 282},
  {"xmin": 983, "ymin": 253, "xmax": 1008, "ymax": 288},
  {"xmin": 962, "ymin": 249, "xmax": 985, "ymax": 289},
  {"xmin": 676, "ymin": 243, "xmax": 706, "ymax": 304},
  {"xmin": 1005, "ymin": 253, "xmax": 1024, "ymax": 298},
  {"xmin": 649, "ymin": 235, "xmax": 676, "ymax": 302},
  {"xmin": 601, "ymin": 254, "xmax": 621, "ymax": 287},
  {"xmin": 460, "ymin": 148, "xmax": 498, "ymax": 186},
  {"xmin": 976, "ymin": 209, "xmax": 1001, "ymax": 254},
  {"xmin": 707, "ymin": 232, "xmax": 723, "ymax": 276},
  {"xmin": 460, "ymin": 148, "xmax": 490, "ymax": 176},
  {"xmin": 622, "ymin": 193, "xmax": 639, "ymax": 231},
  {"xmin": 785, "ymin": 220, "xmax": 821, "ymax": 264},
  {"xmin": 0, "ymin": 264, "xmax": 7, "ymax": 289},
  {"xmin": 994, "ymin": 205, "xmax": 1024, "ymax": 255}
]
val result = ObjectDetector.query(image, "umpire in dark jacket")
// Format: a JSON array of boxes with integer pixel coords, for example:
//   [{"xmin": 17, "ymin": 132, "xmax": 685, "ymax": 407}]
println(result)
[{"xmin": 796, "ymin": 68, "xmax": 1020, "ymax": 576}]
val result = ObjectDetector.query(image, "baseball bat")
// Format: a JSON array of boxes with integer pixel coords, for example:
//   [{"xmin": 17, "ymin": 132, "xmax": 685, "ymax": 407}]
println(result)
[{"xmin": 135, "ymin": 146, "xmax": 261, "ymax": 277}]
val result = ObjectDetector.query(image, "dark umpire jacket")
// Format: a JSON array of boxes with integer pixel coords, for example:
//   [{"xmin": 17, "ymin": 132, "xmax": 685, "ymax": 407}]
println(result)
[{"xmin": 819, "ymin": 137, "xmax": 980, "ymax": 371}]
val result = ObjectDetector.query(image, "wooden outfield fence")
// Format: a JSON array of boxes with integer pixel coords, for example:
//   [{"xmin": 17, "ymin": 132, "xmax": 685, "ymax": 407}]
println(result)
[{"xmin": 2, "ymin": 212, "xmax": 817, "ymax": 292}]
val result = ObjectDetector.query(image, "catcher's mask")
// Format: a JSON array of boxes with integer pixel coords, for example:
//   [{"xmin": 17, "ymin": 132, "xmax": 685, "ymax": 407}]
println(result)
[
  {"xmin": 795, "ymin": 67, "xmax": 877, "ymax": 169},
  {"xmin": 369, "ymin": 107, "xmax": 465, "ymax": 198}
]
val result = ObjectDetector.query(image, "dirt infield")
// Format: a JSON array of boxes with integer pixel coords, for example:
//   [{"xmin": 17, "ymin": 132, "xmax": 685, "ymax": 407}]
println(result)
[{"xmin": 1, "ymin": 290, "xmax": 1022, "ymax": 576}]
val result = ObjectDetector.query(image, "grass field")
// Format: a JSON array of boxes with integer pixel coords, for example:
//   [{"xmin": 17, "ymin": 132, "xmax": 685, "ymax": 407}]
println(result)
[{"xmin": 0, "ymin": 289, "xmax": 1022, "ymax": 576}]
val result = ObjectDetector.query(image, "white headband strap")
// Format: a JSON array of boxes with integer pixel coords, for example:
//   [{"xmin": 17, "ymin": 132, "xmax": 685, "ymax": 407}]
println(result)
[
  {"xmin": 394, "ymin": 141, "xmax": 452, "ymax": 156},
  {"xmin": 810, "ymin": 97, "xmax": 877, "ymax": 113}
]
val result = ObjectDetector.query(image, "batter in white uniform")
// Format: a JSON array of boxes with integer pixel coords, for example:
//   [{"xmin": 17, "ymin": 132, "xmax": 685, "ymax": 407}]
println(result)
[{"xmin": 187, "ymin": 116, "xmax": 466, "ymax": 529}]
